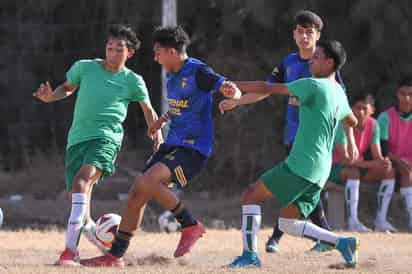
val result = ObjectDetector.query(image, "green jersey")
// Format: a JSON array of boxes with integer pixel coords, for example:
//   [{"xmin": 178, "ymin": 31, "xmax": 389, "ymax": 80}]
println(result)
[
  {"xmin": 66, "ymin": 59, "xmax": 149, "ymax": 148},
  {"xmin": 285, "ymin": 78, "xmax": 352, "ymax": 187}
]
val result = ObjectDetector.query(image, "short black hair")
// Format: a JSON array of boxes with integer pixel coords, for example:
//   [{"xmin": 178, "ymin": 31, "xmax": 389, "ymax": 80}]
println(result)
[
  {"xmin": 152, "ymin": 25, "xmax": 191, "ymax": 53},
  {"xmin": 350, "ymin": 93, "xmax": 375, "ymax": 106},
  {"xmin": 294, "ymin": 10, "xmax": 323, "ymax": 31},
  {"xmin": 317, "ymin": 40, "xmax": 347, "ymax": 71},
  {"xmin": 108, "ymin": 24, "xmax": 140, "ymax": 50},
  {"xmin": 398, "ymin": 75, "xmax": 412, "ymax": 87}
]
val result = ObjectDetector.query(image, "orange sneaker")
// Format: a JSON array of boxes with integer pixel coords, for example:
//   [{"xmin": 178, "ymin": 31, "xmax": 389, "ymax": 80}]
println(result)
[
  {"xmin": 174, "ymin": 222, "xmax": 205, "ymax": 257},
  {"xmin": 55, "ymin": 248, "xmax": 80, "ymax": 266},
  {"xmin": 80, "ymin": 254, "xmax": 125, "ymax": 267}
]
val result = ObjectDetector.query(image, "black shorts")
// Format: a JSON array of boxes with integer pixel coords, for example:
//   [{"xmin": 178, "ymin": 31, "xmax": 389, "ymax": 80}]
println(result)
[{"xmin": 143, "ymin": 144, "xmax": 208, "ymax": 188}]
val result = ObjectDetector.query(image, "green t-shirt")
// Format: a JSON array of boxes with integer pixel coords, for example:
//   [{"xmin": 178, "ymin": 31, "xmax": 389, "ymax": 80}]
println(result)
[
  {"xmin": 334, "ymin": 119, "xmax": 380, "ymax": 145},
  {"xmin": 378, "ymin": 110, "xmax": 412, "ymax": 141},
  {"xmin": 66, "ymin": 59, "xmax": 149, "ymax": 148},
  {"xmin": 285, "ymin": 78, "xmax": 352, "ymax": 187}
]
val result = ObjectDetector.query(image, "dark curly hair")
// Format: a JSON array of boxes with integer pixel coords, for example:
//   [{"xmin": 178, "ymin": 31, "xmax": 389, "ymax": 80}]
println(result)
[
  {"xmin": 153, "ymin": 25, "xmax": 190, "ymax": 53},
  {"xmin": 108, "ymin": 24, "xmax": 141, "ymax": 50}
]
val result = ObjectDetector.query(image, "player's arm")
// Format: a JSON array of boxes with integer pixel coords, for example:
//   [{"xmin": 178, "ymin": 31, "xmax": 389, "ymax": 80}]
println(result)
[
  {"xmin": 33, "ymin": 81, "xmax": 77, "ymax": 103},
  {"xmin": 219, "ymin": 93, "xmax": 270, "ymax": 114},
  {"xmin": 342, "ymin": 113, "xmax": 359, "ymax": 162},
  {"xmin": 140, "ymin": 101, "xmax": 163, "ymax": 151},
  {"xmin": 232, "ymin": 81, "xmax": 291, "ymax": 96}
]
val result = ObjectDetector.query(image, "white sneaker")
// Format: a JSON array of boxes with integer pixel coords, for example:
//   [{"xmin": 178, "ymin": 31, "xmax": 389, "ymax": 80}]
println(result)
[
  {"xmin": 348, "ymin": 220, "xmax": 372, "ymax": 232},
  {"xmin": 374, "ymin": 220, "xmax": 398, "ymax": 233}
]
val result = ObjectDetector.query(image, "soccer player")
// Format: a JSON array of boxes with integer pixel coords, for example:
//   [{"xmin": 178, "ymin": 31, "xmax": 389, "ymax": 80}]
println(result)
[
  {"xmin": 226, "ymin": 40, "xmax": 360, "ymax": 268},
  {"xmin": 330, "ymin": 94, "xmax": 396, "ymax": 232},
  {"xmin": 33, "ymin": 25, "xmax": 162, "ymax": 266},
  {"xmin": 378, "ymin": 77, "xmax": 412, "ymax": 228},
  {"xmin": 80, "ymin": 26, "xmax": 241, "ymax": 267},
  {"xmin": 220, "ymin": 10, "xmax": 341, "ymax": 253}
]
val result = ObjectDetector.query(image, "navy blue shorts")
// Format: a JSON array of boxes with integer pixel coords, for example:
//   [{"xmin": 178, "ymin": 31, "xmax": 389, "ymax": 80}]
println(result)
[{"xmin": 143, "ymin": 144, "xmax": 208, "ymax": 188}]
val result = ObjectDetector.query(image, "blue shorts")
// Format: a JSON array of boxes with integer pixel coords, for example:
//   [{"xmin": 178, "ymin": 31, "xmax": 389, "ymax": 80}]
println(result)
[{"xmin": 143, "ymin": 144, "xmax": 208, "ymax": 188}]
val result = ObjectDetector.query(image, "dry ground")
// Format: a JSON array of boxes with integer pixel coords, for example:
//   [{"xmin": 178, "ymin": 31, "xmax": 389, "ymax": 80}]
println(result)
[{"xmin": 1, "ymin": 229, "xmax": 412, "ymax": 274}]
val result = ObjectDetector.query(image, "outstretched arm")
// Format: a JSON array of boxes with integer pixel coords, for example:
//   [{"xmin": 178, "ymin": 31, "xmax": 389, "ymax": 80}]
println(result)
[
  {"xmin": 219, "ymin": 93, "xmax": 270, "ymax": 114},
  {"xmin": 33, "ymin": 81, "xmax": 77, "ymax": 103},
  {"xmin": 234, "ymin": 81, "xmax": 291, "ymax": 96}
]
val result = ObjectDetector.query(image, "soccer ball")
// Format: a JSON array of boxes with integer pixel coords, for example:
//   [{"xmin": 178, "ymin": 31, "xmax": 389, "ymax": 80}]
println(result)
[
  {"xmin": 158, "ymin": 211, "xmax": 181, "ymax": 233},
  {"xmin": 95, "ymin": 213, "xmax": 121, "ymax": 247}
]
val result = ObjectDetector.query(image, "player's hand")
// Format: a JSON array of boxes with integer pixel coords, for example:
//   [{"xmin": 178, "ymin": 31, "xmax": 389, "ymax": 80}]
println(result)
[
  {"xmin": 148, "ymin": 118, "xmax": 165, "ymax": 139},
  {"xmin": 219, "ymin": 99, "xmax": 238, "ymax": 114},
  {"xmin": 33, "ymin": 81, "xmax": 54, "ymax": 103},
  {"xmin": 221, "ymin": 81, "xmax": 242, "ymax": 99},
  {"xmin": 152, "ymin": 130, "xmax": 163, "ymax": 151},
  {"xmin": 346, "ymin": 143, "xmax": 359, "ymax": 163},
  {"xmin": 369, "ymin": 159, "xmax": 392, "ymax": 170}
]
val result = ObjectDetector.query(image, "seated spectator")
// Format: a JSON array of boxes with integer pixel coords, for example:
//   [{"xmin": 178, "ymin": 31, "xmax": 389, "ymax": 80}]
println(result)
[
  {"xmin": 378, "ymin": 76, "xmax": 412, "ymax": 229},
  {"xmin": 329, "ymin": 94, "xmax": 396, "ymax": 232}
]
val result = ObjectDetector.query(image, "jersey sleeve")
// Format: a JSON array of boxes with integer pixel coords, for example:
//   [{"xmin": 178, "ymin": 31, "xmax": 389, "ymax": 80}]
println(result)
[
  {"xmin": 66, "ymin": 60, "xmax": 83, "ymax": 85},
  {"xmin": 286, "ymin": 78, "xmax": 316, "ymax": 104},
  {"xmin": 334, "ymin": 121, "xmax": 347, "ymax": 145},
  {"xmin": 378, "ymin": 111, "xmax": 390, "ymax": 141},
  {"xmin": 195, "ymin": 66, "xmax": 225, "ymax": 92},
  {"xmin": 129, "ymin": 74, "xmax": 150, "ymax": 103},
  {"xmin": 371, "ymin": 120, "xmax": 381, "ymax": 144},
  {"xmin": 266, "ymin": 62, "xmax": 285, "ymax": 83}
]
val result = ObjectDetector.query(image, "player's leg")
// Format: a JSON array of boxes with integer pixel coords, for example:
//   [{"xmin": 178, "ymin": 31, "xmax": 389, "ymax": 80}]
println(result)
[
  {"xmin": 228, "ymin": 180, "xmax": 273, "ymax": 267},
  {"xmin": 341, "ymin": 167, "xmax": 370, "ymax": 231},
  {"xmin": 277, "ymin": 183, "xmax": 359, "ymax": 268},
  {"xmin": 362, "ymin": 166, "xmax": 397, "ymax": 232},
  {"xmin": 57, "ymin": 164, "xmax": 102, "ymax": 266},
  {"xmin": 82, "ymin": 182, "xmax": 110, "ymax": 253},
  {"xmin": 397, "ymin": 161, "xmax": 412, "ymax": 229}
]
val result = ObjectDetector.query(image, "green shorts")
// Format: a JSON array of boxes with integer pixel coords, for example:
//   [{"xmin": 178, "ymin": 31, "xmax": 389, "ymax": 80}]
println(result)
[
  {"xmin": 261, "ymin": 162, "xmax": 322, "ymax": 218},
  {"xmin": 327, "ymin": 164, "xmax": 368, "ymax": 185},
  {"xmin": 65, "ymin": 138, "xmax": 120, "ymax": 192}
]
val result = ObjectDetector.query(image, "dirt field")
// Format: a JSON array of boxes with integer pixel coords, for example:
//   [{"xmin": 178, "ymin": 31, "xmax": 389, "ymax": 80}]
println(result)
[{"xmin": 1, "ymin": 229, "xmax": 412, "ymax": 274}]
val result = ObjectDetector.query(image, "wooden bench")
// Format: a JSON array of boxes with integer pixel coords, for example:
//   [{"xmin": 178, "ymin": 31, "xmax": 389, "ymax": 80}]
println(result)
[{"xmin": 324, "ymin": 182, "xmax": 402, "ymax": 230}]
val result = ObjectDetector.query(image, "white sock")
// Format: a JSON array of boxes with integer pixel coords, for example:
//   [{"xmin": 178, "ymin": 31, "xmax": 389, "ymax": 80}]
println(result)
[
  {"xmin": 376, "ymin": 179, "xmax": 395, "ymax": 222},
  {"xmin": 66, "ymin": 193, "xmax": 88, "ymax": 252},
  {"xmin": 242, "ymin": 205, "xmax": 261, "ymax": 253},
  {"xmin": 278, "ymin": 217, "xmax": 339, "ymax": 246},
  {"xmin": 345, "ymin": 179, "xmax": 360, "ymax": 223},
  {"xmin": 400, "ymin": 187, "xmax": 412, "ymax": 224}
]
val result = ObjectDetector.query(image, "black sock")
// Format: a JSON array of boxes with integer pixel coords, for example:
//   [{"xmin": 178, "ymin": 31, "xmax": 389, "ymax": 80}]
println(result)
[
  {"xmin": 172, "ymin": 202, "xmax": 197, "ymax": 228},
  {"xmin": 109, "ymin": 230, "xmax": 133, "ymax": 258},
  {"xmin": 309, "ymin": 199, "xmax": 331, "ymax": 230},
  {"xmin": 270, "ymin": 222, "xmax": 284, "ymax": 242}
]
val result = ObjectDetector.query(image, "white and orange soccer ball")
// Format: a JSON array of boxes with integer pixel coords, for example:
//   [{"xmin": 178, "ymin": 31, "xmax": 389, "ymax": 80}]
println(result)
[{"xmin": 95, "ymin": 213, "xmax": 121, "ymax": 247}]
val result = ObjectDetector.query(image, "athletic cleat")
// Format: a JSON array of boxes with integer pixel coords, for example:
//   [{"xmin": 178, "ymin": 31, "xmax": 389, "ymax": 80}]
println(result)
[
  {"xmin": 309, "ymin": 241, "xmax": 334, "ymax": 252},
  {"xmin": 227, "ymin": 250, "xmax": 261, "ymax": 268},
  {"xmin": 374, "ymin": 220, "xmax": 398, "ymax": 233},
  {"xmin": 80, "ymin": 254, "xmax": 125, "ymax": 267},
  {"xmin": 55, "ymin": 248, "xmax": 80, "ymax": 266},
  {"xmin": 174, "ymin": 222, "xmax": 205, "ymax": 257},
  {"xmin": 348, "ymin": 220, "xmax": 371, "ymax": 232},
  {"xmin": 265, "ymin": 237, "xmax": 280, "ymax": 253},
  {"xmin": 336, "ymin": 237, "xmax": 359, "ymax": 268}
]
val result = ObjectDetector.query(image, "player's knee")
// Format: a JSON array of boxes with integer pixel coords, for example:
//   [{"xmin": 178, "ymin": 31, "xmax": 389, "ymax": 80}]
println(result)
[
  {"xmin": 72, "ymin": 174, "xmax": 93, "ymax": 193},
  {"xmin": 241, "ymin": 186, "xmax": 256, "ymax": 204}
]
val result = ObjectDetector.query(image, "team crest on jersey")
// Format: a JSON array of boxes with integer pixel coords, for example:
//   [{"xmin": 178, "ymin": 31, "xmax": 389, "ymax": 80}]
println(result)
[
  {"xmin": 181, "ymin": 78, "xmax": 188, "ymax": 89},
  {"xmin": 272, "ymin": 66, "xmax": 279, "ymax": 75}
]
